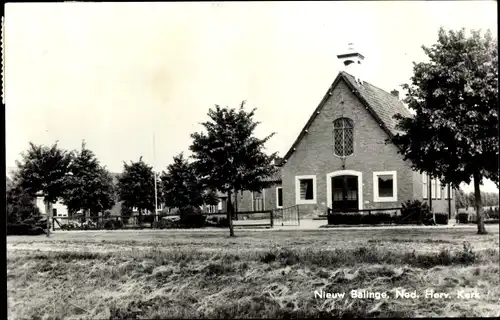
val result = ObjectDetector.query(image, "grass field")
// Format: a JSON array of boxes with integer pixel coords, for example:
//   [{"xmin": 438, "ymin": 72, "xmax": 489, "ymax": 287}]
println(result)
[{"xmin": 7, "ymin": 225, "xmax": 500, "ymax": 319}]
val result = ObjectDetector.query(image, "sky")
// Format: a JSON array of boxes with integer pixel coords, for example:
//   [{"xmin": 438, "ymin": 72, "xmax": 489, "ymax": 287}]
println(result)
[{"xmin": 4, "ymin": 1, "xmax": 499, "ymax": 193}]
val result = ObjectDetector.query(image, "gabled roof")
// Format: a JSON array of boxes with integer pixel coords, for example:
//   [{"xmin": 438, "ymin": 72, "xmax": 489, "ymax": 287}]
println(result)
[{"xmin": 278, "ymin": 71, "xmax": 413, "ymax": 166}]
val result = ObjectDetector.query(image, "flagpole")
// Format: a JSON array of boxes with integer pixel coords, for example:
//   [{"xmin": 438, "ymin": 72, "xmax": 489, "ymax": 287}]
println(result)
[{"xmin": 153, "ymin": 132, "xmax": 158, "ymax": 222}]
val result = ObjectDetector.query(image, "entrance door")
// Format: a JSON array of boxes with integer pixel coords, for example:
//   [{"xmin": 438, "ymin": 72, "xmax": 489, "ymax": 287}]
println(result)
[
  {"xmin": 252, "ymin": 191, "xmax": 264, "ymax": 211},
  {"xmin": 331, "ymin": 175, "xmax": 359, "ymax": 213}
]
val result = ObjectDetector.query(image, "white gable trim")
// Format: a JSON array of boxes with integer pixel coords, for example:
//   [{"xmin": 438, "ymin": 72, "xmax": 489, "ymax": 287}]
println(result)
[{"xmin": 326, "ymin": 170, "xmax": 363, "ymax": 210}]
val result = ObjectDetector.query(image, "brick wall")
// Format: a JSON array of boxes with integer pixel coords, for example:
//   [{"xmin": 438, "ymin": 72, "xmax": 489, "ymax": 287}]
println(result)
[{"xmin": 281, "ymin": 79, "xmax": 415, "ymax": 215}]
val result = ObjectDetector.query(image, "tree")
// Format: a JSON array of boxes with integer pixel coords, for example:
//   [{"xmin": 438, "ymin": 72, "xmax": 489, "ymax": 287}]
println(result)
[
  {"xmin": 15, "ymin": 142, "xmax": 73, "ymax": 234},
  {"xmin": 189, "ymin": 101, "xmax": 278, "ymax": 236},
  {"xmin": 61, "ymin": 142, "xmax": 116, "ymax": 219},
  {"xmin": 454, "ymin": 188, "xmax": 468, "ymax": 210},
  {"xmin": 6, "ymin": 171, "xmax": 41, "ymax": 223},
  {"xmin": 391, "ymin": 28, "xmax": 498, "ymax": 234},
  {"xmin": 160, "ymin": 153, "xmax": 218, "ymax": 217},
  {"xmin": 117, "ymin": 157, "xmax": 161, "ymax": 225}
]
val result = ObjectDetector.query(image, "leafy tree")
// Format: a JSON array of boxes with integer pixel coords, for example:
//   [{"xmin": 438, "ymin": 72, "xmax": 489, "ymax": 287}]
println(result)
[
  {"xmin": 391, "ymin": 28, "xmax": 498, "ymax": 234},
  {"xmin": 482, "ymin": 192, "xmax": 499, "ymax": 207},
  {"xmin": 117, "ymin": 157, "xmax": 161, "ymax": 225},
  {"xmin": 160, "ymin": 153, "xmax": 218, "ymax": 217},
  {"xmin": 190, "ymin": 101, "xmax": 278, "ymax": 236},
  {"xmin": 61, "ymin": 141, "xmax": 116, "ymax": 218},
  {"xmin": 454, "ymin": 188, "xmax": 469, "ymax": 210},
  {"xmin": 15, "ymin": 142, "xmax": 72, "ymax": 227},
  {"xmin": 6, "ymin": 171, "xmax": 41, "ymax": 223}
]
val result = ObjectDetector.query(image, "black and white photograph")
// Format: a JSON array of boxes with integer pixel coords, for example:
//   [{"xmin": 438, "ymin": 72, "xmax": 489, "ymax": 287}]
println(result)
[{"xmin": 4, "ymin": 1, "xmax": 499, "ymax": 319}]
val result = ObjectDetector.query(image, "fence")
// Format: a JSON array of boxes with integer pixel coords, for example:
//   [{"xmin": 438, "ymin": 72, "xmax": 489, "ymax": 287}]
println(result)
[
  {"xmin": 52, "ymin": 214, "xmax": 167, "ymax": 231},
  {"xmin": 273, "ymin": 205, "xmax": 300, "ymax": 226},
  {"xmin": 53, "ymin": 207, "xmax": 303, "ymax": 231},
  {"xmin": 325, "ymin": 207, "xmax": 438, "ymax": 225},
  {"xmin": 206, "ymin": 210, "xmax": 274, "ymax": 228},
  {"xmin": 53, "ymin": 211, "xmax": 274, "ymax": 230}
]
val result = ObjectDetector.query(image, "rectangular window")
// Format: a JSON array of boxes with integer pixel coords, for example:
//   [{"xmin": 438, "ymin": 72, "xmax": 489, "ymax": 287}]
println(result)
[
  {"xmin": 436, "ymin": 181, "xmax": 442, "ymax": 199},
  {"xmin": 443, "ymin": 184, "xmax": 449, "ymax": 199},
  {"xmin": 217, "ymin": 200, "xmax": 223, "ymax": 211},
  {"xmin": 295, "ymin": 175, "xmax": 317, "ymax": 204},
  {"xmin": 276, "ymin": 187, "xmax": 283, "ymax": 208},
  {"xmin": 52, "ymin": 208, "xmax": 57, "ymax": 217},
  {"xmin": 431, "ymin": 179, "xmax": 436, "ymax": 199},
  {"xmin": 422, "ymin": 174, "xmax": 428, "ymax": 199},
  {"xmin": 301, "ymin": 181, "xmax": 313, "ymax": 199},
  {"xmin": 373, "ymin": 171, "xmax": 398, "ymax": 202}
]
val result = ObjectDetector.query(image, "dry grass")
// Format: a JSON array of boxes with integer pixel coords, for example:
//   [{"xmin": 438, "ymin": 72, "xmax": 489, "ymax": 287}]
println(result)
[{"xmin": 7, "ymin": 226, "xmax": 500, "ymax": 319}]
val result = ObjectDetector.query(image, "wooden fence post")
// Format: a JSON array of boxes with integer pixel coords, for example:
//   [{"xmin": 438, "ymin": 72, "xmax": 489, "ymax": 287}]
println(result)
[
  {"xmin": 270, "ymin": 210, "xmax": 274, "ymax": 228},
  {"xmin": 297, "ymin": 206, "xmax": 300, "ymax": 226}
]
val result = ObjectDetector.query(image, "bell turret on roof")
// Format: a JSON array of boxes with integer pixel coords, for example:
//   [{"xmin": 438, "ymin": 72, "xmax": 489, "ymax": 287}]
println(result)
[{"xmin": 337, "ymin": 43, "xmax": 364, "ymax": 85}]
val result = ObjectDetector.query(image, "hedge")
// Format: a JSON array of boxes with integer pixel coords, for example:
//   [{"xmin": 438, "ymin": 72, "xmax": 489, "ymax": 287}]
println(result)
[
  {"xmin": 456, "ymin": 213, "xmax": 469, "ymax": 224},
  {"xmin": 327, "ymin": 212, "xmax": 393, "ymax": 225},
  {"xmin": 7, "ymin": 223, "xmax": 46, "ymax": 236},
  {"xmin": 327, "ymin": 212, "xmax": 448, "ymax": 225},
  {"xmin": 433, "ymin": 212, "xmax": 449, "ymax": 225}
]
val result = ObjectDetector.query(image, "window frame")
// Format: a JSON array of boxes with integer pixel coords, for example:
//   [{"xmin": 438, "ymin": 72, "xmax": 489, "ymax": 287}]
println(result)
[
  {"xmin": 276, "ymin": 187, "xmax": 283, "ymax": 209},
  {"xmin": 431, "ymin": 179, "xmax": 437, "ymax": 199},
  {"xmin": 333, "ymin": 117, "xmax": 354, "ymax": 157},
  {"xmin": 295, "ymin": 175, "xmax": 317, "ymax": 205},
  {"xmin": 373, "ymin": 171, "xmax": 398, "ymax": 202},
  {"xmin": 436, "ymin": 180, "xmax": 442, "ymax": 199},
  {"xmin": 422, "ymin": 173, "xmax": 428, "ymax": 199}
]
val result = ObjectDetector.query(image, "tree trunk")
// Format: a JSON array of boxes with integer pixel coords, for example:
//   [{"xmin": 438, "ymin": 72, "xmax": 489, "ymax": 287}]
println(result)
[
  {"xmin": 448, "ymin": 184, "xmax": 452, "ymax": 220},
  {"xmin": 139, "ymin": 208, "xmax": 143, "ymax": 229},
  {"xmin": 234, "ymin": 189, "xmax": 238, "ymax": 221},
  {"xmin": 45, "ymin": 200, "xmax": 51, "ymax": 237},
  {"xmin": 227, "ymin": 190, "xmax": 235, "ymax": 237},
  {"xmin": 428, "ymin": 174, "xmax": 433, "ymax": 212},
  {"xmin": 473, "ymin": 171, "xmax": 487, "ymax": 234}
]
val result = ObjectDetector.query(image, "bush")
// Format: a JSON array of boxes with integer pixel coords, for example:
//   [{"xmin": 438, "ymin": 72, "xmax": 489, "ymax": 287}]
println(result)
[
  {"xmin": 327, "ymin": 212, "xmax": 393, "ymax": 225},
  {"xmin": 205, "ymin": 216, "xmax": 229, "ymax": 228},
  {"xmin": 142, "ymin": 214, "xmax": 156, "ymax": 224},
  {"xmin": 114, "ymin": 219, "xmax": 124, "ymax": 229},
  {"xmin": 488, "ymin": 207, "xmax": 499, "ymax": 219},
  {"xmin": 400, "ymin": 200, "xmax": 431, "ymax": 223},
  {"xmin": 180, "ymin": 213, "xmax": 207, "ymax": 228},
  {"xmin": 457, "ymin": 213, "xmax": 469, "ymax": 224},
  {"xmin": 7, "ymin": 223, "xmax": 46, "ymax": 236},
  {"xmin": 103, "ymin": 219, "xmax": 124, "ymax": 230},
  {"xmin": 217, "ymin": 217, "xmax": 229, "ymax": 227},
  {"xmin": 152, "ymin": 220, "xmax": 170, "ymax": 229},
  {"xmin": 434, "ymin": 212, "xmax": 449, "ymax": 225},
  {"xmin": 485, "ymin": 219, "xmax": 499, "ymax": 224}
]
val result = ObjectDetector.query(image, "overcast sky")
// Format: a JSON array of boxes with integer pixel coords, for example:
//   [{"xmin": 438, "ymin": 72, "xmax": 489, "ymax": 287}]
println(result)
[{"xmin": 5, "ymin": 1, "xmax": 498, "ymax": 193}]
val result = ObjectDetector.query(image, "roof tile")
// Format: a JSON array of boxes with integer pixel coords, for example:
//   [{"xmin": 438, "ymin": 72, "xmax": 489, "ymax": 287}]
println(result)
[{"xmin": 342, "ymin": 72, "xmax": 413, "ymax": 135}]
